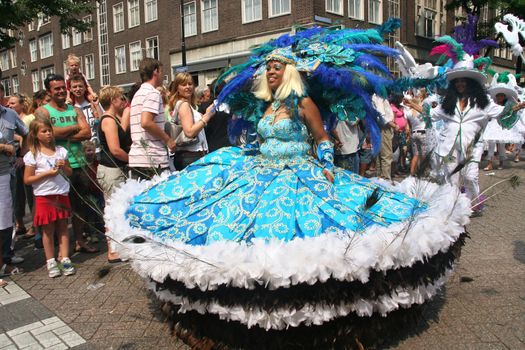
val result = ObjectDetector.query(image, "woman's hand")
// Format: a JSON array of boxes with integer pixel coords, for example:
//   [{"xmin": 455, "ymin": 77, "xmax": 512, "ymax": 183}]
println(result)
[{"xmin": 323, "ymin": 169, "xmax": 335, "ymax": 183}]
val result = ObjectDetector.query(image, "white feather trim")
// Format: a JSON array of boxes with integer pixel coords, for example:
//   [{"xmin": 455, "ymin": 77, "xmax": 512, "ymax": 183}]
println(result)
[
  {"xmin": 105, "ymin": 175, "xmax": 470, "ymax": 291},
  {"xmin": 147, "ymin": 269, "xmax": 453, "ymax": 330}
]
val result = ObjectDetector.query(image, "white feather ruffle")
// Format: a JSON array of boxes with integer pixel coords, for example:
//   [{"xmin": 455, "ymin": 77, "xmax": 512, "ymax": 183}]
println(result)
[{"xmin": 105, "ymin": 174, "xmax": 470, "ymax": 291}]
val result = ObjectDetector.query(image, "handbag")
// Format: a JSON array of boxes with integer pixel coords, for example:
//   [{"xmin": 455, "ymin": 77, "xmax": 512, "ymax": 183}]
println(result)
[{"xmin": 170, "ymin": 101, "xmax": 199, "ymax": 147}]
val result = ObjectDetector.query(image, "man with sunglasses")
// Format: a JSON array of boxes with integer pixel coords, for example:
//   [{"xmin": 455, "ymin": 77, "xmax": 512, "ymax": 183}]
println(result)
[{"xmin": 35, "ymin": 74, "xmax": 98, "ymax": 254}]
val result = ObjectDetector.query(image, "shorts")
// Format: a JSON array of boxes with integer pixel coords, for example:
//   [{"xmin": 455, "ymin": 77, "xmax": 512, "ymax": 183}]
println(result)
[
  {"xmin": 359, "ymin": 149, "xmax": 373, "ymax": 164},
  {"xmin": 97, "ymin": 165, "xmax": 127, "ymax": 201},
  {"xmin": 68, "ymin": 167, "xmax": 91, "ymax": 215},
  {"xmin": 411, "ymin": 131, "xmax": 428, "ymax": 156}
]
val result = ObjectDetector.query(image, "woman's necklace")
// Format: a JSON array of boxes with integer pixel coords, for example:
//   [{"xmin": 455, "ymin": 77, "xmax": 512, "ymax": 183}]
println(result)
[{"xmin": 268, "ymin": 99, "xmax": 282, "ymax": 124}]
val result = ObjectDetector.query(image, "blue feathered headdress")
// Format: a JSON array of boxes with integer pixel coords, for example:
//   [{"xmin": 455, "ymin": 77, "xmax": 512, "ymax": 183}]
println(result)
[{"xmin": 216, "ymin": 18, "xmax": 403, "ymax": 153}]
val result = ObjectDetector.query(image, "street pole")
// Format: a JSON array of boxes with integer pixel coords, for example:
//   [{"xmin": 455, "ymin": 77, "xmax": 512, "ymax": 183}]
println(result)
[{"xmin": 180, "ymin": 1, "xmax": 187, "ymax": 68}]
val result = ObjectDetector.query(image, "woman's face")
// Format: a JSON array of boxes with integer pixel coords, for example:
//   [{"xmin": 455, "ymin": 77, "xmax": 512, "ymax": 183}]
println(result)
[
  {"xmin": 7, "ymin": 97, "xmax": 23, "ymax": 114},
  {"xmin": 177, "ymin": 80, "xmax": 194, "ymax": 100},
  {"xmin": 495, "ymin": 93, "xmax": 507, "ymax": 105},
  {"xmin": 454, "ymin": 78, "xmax": 468, "ymax": 95},
  {"xmin": 266, "ymin": 60, "xmax": 285, "ymax": 91},
  {"xmin": 112, "ymin": 94, "xmax": 127, "ymax": 113}
]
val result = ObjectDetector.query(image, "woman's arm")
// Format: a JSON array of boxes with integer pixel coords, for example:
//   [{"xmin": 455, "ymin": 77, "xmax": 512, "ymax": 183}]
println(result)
[
  {"xmin": 300, "ymin": 97, "xmax": 334, "ymax": 183},
  {"xmin": 101, "ymin": 117, "xmax": 129, "ymax": 163},
  {"xmin": 179, "ymin": 102, "xmax": 215, "ymax": 138}
]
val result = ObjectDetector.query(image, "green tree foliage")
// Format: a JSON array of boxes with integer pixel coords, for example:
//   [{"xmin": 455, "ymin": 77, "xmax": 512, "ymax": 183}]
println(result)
[{"xmin": 0, "ymin": 0, "xmax": 95, "ymax": 49}]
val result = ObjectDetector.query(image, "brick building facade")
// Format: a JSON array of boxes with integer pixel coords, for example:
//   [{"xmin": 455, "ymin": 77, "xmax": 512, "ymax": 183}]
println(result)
[{"xmin": 0, "ymin": 0, "xmax": 517, "ymax": 97}]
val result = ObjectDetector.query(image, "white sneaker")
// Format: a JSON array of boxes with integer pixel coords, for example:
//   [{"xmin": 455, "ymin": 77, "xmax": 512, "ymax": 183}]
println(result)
[
  {"xmin": 47, "ymin": 259, "xmax": 61, "ymax": 278},
  {"xmin": 60, "ymin": 258, "xmax": 76, "ymax": 276},
  {"xmin": 10, "ymin": 255, "xmax": 24, "ymax": 264}
]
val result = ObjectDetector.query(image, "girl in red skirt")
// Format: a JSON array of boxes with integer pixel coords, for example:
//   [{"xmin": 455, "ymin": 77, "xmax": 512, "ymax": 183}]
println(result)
[{"xmin": 23, "ymin": 117, "xmax": 75, "ymax": 278}]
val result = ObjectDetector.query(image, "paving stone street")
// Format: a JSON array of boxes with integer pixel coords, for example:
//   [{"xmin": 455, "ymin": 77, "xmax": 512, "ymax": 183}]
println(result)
[{"xmin": 1, "ymin": 160, "xmax": 524, "ymax": 349}]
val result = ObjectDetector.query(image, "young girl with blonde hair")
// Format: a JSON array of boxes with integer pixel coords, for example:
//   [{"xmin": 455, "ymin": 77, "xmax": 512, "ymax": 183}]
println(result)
[{"xmin": 23, "ymin": 117, "xmax": 75, "ymax": 278}]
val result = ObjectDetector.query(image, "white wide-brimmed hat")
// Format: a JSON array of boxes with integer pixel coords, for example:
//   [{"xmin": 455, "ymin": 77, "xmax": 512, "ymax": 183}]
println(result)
[
  {"xmin": 446, "ymin": 54, "xmax": 487, "ymax": 85},
  {"xmin": 488, "ymin": 72, "xmax": 519, "ymax": 102}
]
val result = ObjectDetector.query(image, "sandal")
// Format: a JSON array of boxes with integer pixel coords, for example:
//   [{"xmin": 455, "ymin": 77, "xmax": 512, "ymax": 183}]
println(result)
[{"xmin": 0, "ymin": 264, "xmax": 23, "ymax": 277}]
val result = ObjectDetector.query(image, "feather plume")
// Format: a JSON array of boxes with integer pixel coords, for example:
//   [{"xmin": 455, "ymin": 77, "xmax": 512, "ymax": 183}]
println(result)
[
  {"xmin": 430, "ymin": 36, "xmax": 465, "ymax": 64},
  {"xmin": 452, "ymin": 14, "xmax": 499, "ymax": 56},
  {"xmin": 377, "ymin": 18, "xmax": 402, "ymax": 36}
]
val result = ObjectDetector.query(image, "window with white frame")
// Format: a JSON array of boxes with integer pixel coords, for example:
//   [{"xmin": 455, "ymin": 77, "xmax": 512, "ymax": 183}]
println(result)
[
  {"xmin": 128, "ymin": 0, "xmax": 140, "ymax": 28},
  {"xmin": 84, "ymin": 54, "xmax": 95, "ymax": 80},
  {"xmin": 1, "ymin": 79, "xmax": 11, "ymax": 96},
  {"xmin": 31, "ymin": 70, "xmax": 40, "ymax": 92},
  {"xmin": 146, "ymin": 36, "xmax": 159, "ymax": 59},
  {"xmin": 9, "ymin": 49, "xmax": 16, "ymax": 68},
  {"xmin": 423, "ymin": 9, "xmax": 436, "ymax": 37},
  {"xmin": 113, "ymin": 3, "xmax": 125, "ymax": 32},
  {"xmin": 29, "ymin": 40, "xmax": 37, "ymax": 62},
  {"xmin": 62, "ymin": 32, "xmax": 71, "ymax": 49},
  {"xmin": 348, "ymin": 0, "xmax": 364, "ymax": 19},
  {"xmin": 242, "ymin": 0, "xmax": 262, "ymax": 23},
  {"xmin": 368, "ymin": 0, "xmax": 382, "ymax": 24},
  {"xmin": 202, "ymin": 0, "xmax": 218, "ymax": 32},
  {"xmin": 129, "ymin": 41, "xmax": 142, "ymax": 71},
  {"xmin": 39, "ymin": 33, "xmax": 53, "ymax": 59},
  {"xmin": 115, "ymin": 46, "xmax": 126, "ymax": 74},
  {"xmin": 12, "ymin": 76, "xmax": 19, "ymax": 94},
  {"xmin": 183, "ymin": 2, "xmax": 197, "ymax": 37},
  {"xmin": 41, "ymin": 66, "xmax": 55, "ymax": 88},
  {"xmin": 0, "ymin": 51, "xmax": 9, "ymax": 71},
  {"xmin": 326, "ymin": 0, "xmax": 343, "ymax": 15},
  {"xmin": 28, "ymin": 21, "xmax": 35, "ymax": 31},
  {"xmin": 83, "ymin": 16, "xmax": 93, "ymax": 42},
  {"xmin": 269, "ymin": 0, "xmax": 291, "ymax": 17},
  {"xmin": 145, "ymin": 0, "xmax": 158, "ymax": 22},
  {"xmin": 72, "ymin": 27, "xmax": 82, "ymax": 46}
]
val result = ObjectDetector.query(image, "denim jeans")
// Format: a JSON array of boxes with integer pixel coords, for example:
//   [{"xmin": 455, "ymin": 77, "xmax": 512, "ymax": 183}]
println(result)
[{"xmin": 335, "ymin": 152, "xmax": 360, "ymax": 174}]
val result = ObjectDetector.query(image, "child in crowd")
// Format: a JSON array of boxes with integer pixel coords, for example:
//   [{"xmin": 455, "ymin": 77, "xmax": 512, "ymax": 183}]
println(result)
[
  {"xmin": 65, "ymin": 54, "xmax": 97, "ymax": 104},
  {"xmin": 23, "ymin": 117, "xmax": 75, "ymax": 278}
]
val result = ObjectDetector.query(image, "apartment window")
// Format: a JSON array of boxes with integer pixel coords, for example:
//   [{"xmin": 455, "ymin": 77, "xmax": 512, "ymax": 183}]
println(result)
[
  {"xmin": 424, "ymin": 0, "xmax": 437, "ymax": 9},
  {"xmin": 183, "ymin": 2, "xmax": 197, "ymax": 37},
  {"xmin": 348, "ymin": 0, "xmax": 364, "ymax": 19},
  {"xmin": 242, "ymin": 0, "xmax": 262, "ymax": 23},
  {"xmin": 423, "ymin": 9, "xmax": 436, "ymax": 37},
  {"xmin": 115, "ymin": 46, "xmax": 126, "ymax": 74},
  {"xmin": 1, "ymin": 79, "xmax": 11, "ymax": 96},
  {"xmin": 39, "ymin": 33, "xmax": 53, "ymax": 59},
  {"xmin": 326, "ymin": 0, "xmax": 343, "ymax": 15},
  {"xmin": 28, "ymin": 21, "xmax": 35, "ymax": 31},
  {"xmin": 38, "ymin": 13, "xmax": 51, "ymax": 26},
  {"xmin": 128, "ymin": 0, "xmax": 140, "ymax": 28},
  {"xmin": 12, "ymin": 76, "xmax": 19, "ymax": 94},
  {"xmin": 0, "ymin": 52, "xmax": 9, "ymax": 71},
  {"xmin": 129, "ymin": 41, "xmax": 142, "ymax": 72},
  {"xmin": 41, "ymin": 66, "xmax": 55, "ymax": 88},
  {"xmin": 85, "ymin": 54, "xmax": 95, "ymax": 80},
  {"xmin": 269, "ymin": 0, "xmax": 291, "ymax": 17},
  {"xmin": 29, "ymin": 40, "xmax": 37, "ymax": 62},
  {"xmin": 145, "ymin": 0, "xmax": 158, "ymax": 22},
  {"xmin": 146, "ymin": 36, "xmax": 159, "ymax": 59},
  {"xmin": 73, "ymin": 27, "xmax": 82, "ymax": 46},
  {"xmin": 62, "ymin": 32, "xmax": 71, "ymax": 49},
  {"xmin": 83, "ymin": 16, "xmax": 93, "ymax": 42},
  {"xmin": 9, "ymin": 49, "xmax": 17, "ymax": 68},
  {"xmin": 31, "ymin": 70, "xmax": 40, "ymax": 92},
  {"xmin": 113, "ymin": 3, "xmax": 125, "ymax": 32},
  {"xmin": 368, "ymin": 0, "xmax": 382, "ymax": 24},
  {"xmin": 202, "ymin": 0, "xmax": 218, "ymax": 32}
]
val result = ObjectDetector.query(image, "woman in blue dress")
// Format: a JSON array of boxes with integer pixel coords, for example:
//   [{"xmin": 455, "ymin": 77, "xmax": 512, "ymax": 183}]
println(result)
[{"xmin": 106, "ymin": 25, "xmax": 471, "ymax": 349}]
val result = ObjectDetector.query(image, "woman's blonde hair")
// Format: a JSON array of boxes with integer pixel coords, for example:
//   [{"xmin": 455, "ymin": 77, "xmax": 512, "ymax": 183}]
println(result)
[
  {"xmin": 11, "ymin": 93, "xmax": 31, "ymax": 114},
  {"xmin": 253, "ymin": 63, "xmax": 305, "ymax": 101},
  {"xmin": 27, "ymin": 116, "xmax": 55, "ymax": 157},
  {"xmin": 99, "ymin": 85, "xmax": 124, "ymax": 110},
  {"xmin": 168, "ymin": 72, "xmax": 197, "ymax": 112}
]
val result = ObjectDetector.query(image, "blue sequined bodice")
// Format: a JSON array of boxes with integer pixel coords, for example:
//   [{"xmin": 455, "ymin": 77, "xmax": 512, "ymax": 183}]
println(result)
[{"xmin": 257, "ymin": 115, "xmax": 311, "ymax": 159}]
